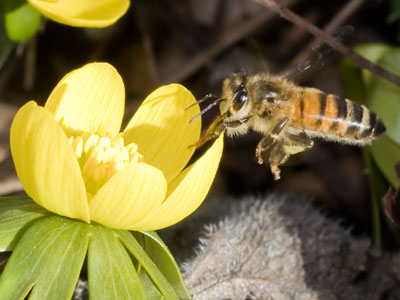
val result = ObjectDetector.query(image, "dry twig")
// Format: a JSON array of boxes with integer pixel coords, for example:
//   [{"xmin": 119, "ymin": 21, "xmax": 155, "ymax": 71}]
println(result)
[
  {"xmin": 283, "ymin": 0, "xmax": 366, "ymax": 75},
  {"xmin": 159, "ymin": 0, "xmax": 299, "ymax": 83},
  {"xmin": 255, "ymin": 0, "xmax": 400, "ymax": 87}
]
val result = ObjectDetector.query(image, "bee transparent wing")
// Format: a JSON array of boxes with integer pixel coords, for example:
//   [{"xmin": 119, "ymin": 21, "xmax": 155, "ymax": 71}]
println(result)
[{"xmin": 281, "ymin": 25, "xmax": 354, "ymax": 83}]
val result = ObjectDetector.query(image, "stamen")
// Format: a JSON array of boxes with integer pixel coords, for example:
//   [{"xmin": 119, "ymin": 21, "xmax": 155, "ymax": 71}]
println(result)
[
  {"xmin": 69, "ymin": 133, "xmax": 144, "ymax": 197},
  {"xmin": 70, "ymin": 136, "xmax": 84, "ymax": 157},
  {"xmin": 84, "ymin": 134, "xmax": 99, "ymax": 153}
]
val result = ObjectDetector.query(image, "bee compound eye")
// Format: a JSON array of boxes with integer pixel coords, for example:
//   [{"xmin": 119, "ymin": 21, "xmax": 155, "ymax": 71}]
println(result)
[{"xmin": 233, "ymin": 90, "xmax": 248, "ymax": 111}]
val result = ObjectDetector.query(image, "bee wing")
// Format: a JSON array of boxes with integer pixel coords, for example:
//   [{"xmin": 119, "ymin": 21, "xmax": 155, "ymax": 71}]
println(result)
[{"xmin": 281, "ymin": 25, "xmax": 354, "ymax": 83}]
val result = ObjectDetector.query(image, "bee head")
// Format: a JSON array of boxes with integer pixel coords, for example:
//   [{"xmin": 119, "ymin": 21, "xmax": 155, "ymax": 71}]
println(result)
[
  {"xmin": 222, "ymin": 73, "xmax": 251, "ymax": 119},
  {"xmin": 187, "ymin": 72, "xmax": 252, "ymax": 125}
]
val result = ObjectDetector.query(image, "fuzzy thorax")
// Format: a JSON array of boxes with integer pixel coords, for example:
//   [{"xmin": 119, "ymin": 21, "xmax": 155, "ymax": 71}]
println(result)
[{"xmin": 69, "ymin": 133, "xmax": 144, "ymax": 198}]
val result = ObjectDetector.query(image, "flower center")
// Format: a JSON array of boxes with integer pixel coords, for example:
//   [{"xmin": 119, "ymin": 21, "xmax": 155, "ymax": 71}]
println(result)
[{"xmin": 69, "ymin": 133, "xmax": 144, "ymax": 198}]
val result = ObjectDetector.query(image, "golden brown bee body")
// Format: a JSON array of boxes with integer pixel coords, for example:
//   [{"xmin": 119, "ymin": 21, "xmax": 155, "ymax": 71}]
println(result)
[{"xmin": 194, "ymin": 72, "xmax": 386, "ymax": 180}]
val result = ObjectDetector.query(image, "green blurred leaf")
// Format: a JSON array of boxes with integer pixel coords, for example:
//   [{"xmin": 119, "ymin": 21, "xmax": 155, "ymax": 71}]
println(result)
[
  {"xmin": 365, "ymin": 148, "xmax": 400, "ymax": 244},
  {"xmin": 388, "ymin": 0, "xmax": 400, "ymax": 23},
  {"xmin": 0, "ymin": 216, "xmax": 89, "ymax": 300},
  {"xmin": 136, "ymin": 231, "xmax": 191, "ymax": 300},
  {"xmin": 354, "ymin": 43, "xmax": 391, "ymax": 64},
  {"xmin": 371, "ymin": 135, "xmax": 400, "ymax": 188},
  {"xmin": 339, "ymin": 57, "xmax": 366, "ymax": 103},
  {"xmin": 4, "ymin": 0, "xmax": 41, "ymax": 42},
  {"xmin": 340, "ymin": 43, "xmax": 400, "ymax": 186},
  {"xmin": 118, "ymin": 230, "xmax": 180, "ymax": 300},
  {"xmin": 363, "ymin": 149, "xmax": 388, "ymax": 246},
  {"xmin": 353, "ymin": 43, "xmax": 391, "ymax": 87},
  {"xmin": 339, "ymin": 43, "xmax": 390, "ymax": 104},
  {"xmin": 367, "ymin": 48, "xmax": 400, "ymax": 144},
  {"xmin": 0, "ymin": 196, "xmax": 47, "ymax": 251},
  {"xmin": 88, "ymin": 225, "xmax": 146, "ymax": 300}
]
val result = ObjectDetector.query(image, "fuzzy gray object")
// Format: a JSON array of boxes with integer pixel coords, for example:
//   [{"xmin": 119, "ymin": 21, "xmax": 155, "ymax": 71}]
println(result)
[{"xmin": 182, "ymin": 194, "xmax": 399, "ymax": 300}]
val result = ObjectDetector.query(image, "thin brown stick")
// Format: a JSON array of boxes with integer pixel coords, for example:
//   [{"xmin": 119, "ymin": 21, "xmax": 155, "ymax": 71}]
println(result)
[
  {"xmin": 255, "ymin": 0, "xmax": 400, "ymax": 87},
  {"xmin": 321, "ymin": 0, "xmax": 366, "ymax": 34},
  {"xmin": 283, "ymin": 0, "xmax": 366, "ymax": 74},
  {"xmin": 159, "ymin": 0, "xmax": 299, "ymax": 83}
]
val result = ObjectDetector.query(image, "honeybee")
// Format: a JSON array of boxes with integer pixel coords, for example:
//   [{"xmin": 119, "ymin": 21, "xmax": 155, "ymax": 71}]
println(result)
[{"xmin": 189, "ymin": 72, "xmax": 386, "ymax": 180}]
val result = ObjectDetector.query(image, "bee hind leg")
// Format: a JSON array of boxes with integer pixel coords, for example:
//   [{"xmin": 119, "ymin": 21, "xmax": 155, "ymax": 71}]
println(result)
[
  {"xmin": 284, "ymin": 132, "xmax": 314, "ymax": 155},
  {"xmin": 270, "ymin": 132, "xmax": 314, "ymax": 180},
  {"xmin": 258, "ymin": 130, "xmax": 314, "ymax": 180},
  {"xmin": 255, "ymin": 117, "xmax": 289, "ymax": 165},
  {"xmin": 269, "ymin": 141, "xmax": 290, "ymax": 180}
]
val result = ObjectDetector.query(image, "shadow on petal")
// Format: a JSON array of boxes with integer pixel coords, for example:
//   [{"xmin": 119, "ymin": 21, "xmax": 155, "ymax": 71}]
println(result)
[
  {"xmin": 128, "ymin": 135, "xmax": 224, "ymax": 231},
  {"xmin": 123, "ymin": 84, "xmax": 201, "ymax": 183}
]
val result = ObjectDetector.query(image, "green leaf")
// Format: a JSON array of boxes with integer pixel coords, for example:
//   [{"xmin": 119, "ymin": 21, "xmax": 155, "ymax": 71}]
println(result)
[
  {"xmin": 339, "ymin": 44, "xmax": 390, "ymax": 105},
  {"xmin": 367, "ymin": 48, "xmax": 400, "ymax": 144},
  {"xmin": 363, "ymin": 149, "xmax": 387, "ymax": 246},
  {"xmin": 388, "ymin": 0, "xmax": 400, "ymax": 23},
  {"xmin": 339, "ymin": 57, "xmax": 366, "ymax": 104},
  {"xmin": 0, "ymin": 215, "xmax": 89, "ymax": 300},
  {"xmin": 135, "ymin": 231, "xmax": 191, "ymax": 300},
  {"xmin": 354, "ymin": 43, "xmax": 391, "ymax": 65},
  {"xmin": 354, "ymin": 44, "xmax": 391, "ymax": 88},
  {"xmin": 340, "ymin": 43, "xmax": 400, "ymax": 186},
  {"xmin": 364, "ymin": 148, "xmax": 400, "ymax": 245},
  {"xmin": 340, "ymin": 43, "xmax": 390, "ymax": 100},
  {"xmin": 138, "ymin": 269, "xmax": 163, "ymax": 300},
  {"xmin": 0, "ymin": 196, "xmax": 47, "ymax": 251},
  {"xmin": 370, "ymin": 135, "xmax": 400, "ymax": 188},
  {"xmin": 117, "ymin": 230, "xmax": 180, "ymax": 300},
  {"xmin": 4, "ymin": 0, "xmax": 41, "ymax": 42},
  {"xmin": 88, "ymin": 225, "xmax": 146, "ymax": 300}
]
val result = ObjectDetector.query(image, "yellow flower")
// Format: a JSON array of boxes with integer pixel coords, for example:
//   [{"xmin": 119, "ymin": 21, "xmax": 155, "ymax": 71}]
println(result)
[
  {"xmin": 10, "ymin": 62, "xmax": 223, "ymax": 231},
  {"xmin": 27, "ymin": 0, "xmax": 130, "ymax": 27}
]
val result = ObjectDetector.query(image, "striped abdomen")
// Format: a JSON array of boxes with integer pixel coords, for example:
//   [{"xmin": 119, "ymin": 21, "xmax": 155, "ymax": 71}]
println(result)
[{"xmin": 291, "ymin": 89, "xmax": 385, "ymax": 144}]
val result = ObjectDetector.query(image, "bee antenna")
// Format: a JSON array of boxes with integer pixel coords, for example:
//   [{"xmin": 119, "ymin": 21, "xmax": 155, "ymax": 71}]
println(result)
[
  {"xmin": 185, "ymin": 94, "xmax": 216, "ymax": 111},
  {"xmin": 189, "ymin": 97, "xmax": 224, "ymax": 123}
]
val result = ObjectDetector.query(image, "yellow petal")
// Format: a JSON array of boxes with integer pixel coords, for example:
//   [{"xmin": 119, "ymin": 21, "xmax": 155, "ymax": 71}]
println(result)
[
  {"xmin": 10, "ymin": 101, "xmax": 90, "ymax": 222},
  {"xmin": 89, "ymin": 162, "xmax": 167, "ymax": 229},
  {"xmin": 123, "ymin": 84, "xmax": 201, "ymax": 182},
  {"xmin": 129, "ymin": 134, "xmax": 224, "ymax": 231},
  {"xmin": 27, "ymin": 0, "xmax": 129, "ymax": 28},
  {"xmin": 45, "ymin": 63, "xmax": 124, "ymax": 136}
]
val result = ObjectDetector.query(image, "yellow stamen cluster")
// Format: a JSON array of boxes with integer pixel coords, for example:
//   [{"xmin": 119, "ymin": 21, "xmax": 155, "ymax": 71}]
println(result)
[{"xmin": 69, "ymin": 133, "xmax": 144, "ymax": 197}]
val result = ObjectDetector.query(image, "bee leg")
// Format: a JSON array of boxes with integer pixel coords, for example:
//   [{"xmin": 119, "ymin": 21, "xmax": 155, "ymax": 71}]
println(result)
[
  {"xmin": 192, "ymin": 114, "xmax": 225, "ymax": 148},
  {"xmin": 259, "ymin": 131, "xmax": 313, "ymax": 180},
  {"xmin": 255, "ymin": 117, "xmax": 289, "ymax": 164},
  {"xmin": 255, "ymin": 136, "xmax": 277, "ymax": 165},
  {"xmin": 269, "ymin": 141, "xmax": 290, "ymax": 180},
  {"xmin": 270, "ymin": 132, "xmax": 313, "ymax": 180},
  {"xmin": 284, "ymin": 132, "xmax": 314, "ymax": 155}
]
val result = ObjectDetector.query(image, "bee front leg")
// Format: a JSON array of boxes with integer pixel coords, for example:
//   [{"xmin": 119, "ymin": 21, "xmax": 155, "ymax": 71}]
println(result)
[
  {"xmin": 255, "ymin": 117, "xmax": 289, "ymax": 165},
  {"xmin": 192, "ymin": 114, "xmax": 225, "ymax": 148}
]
